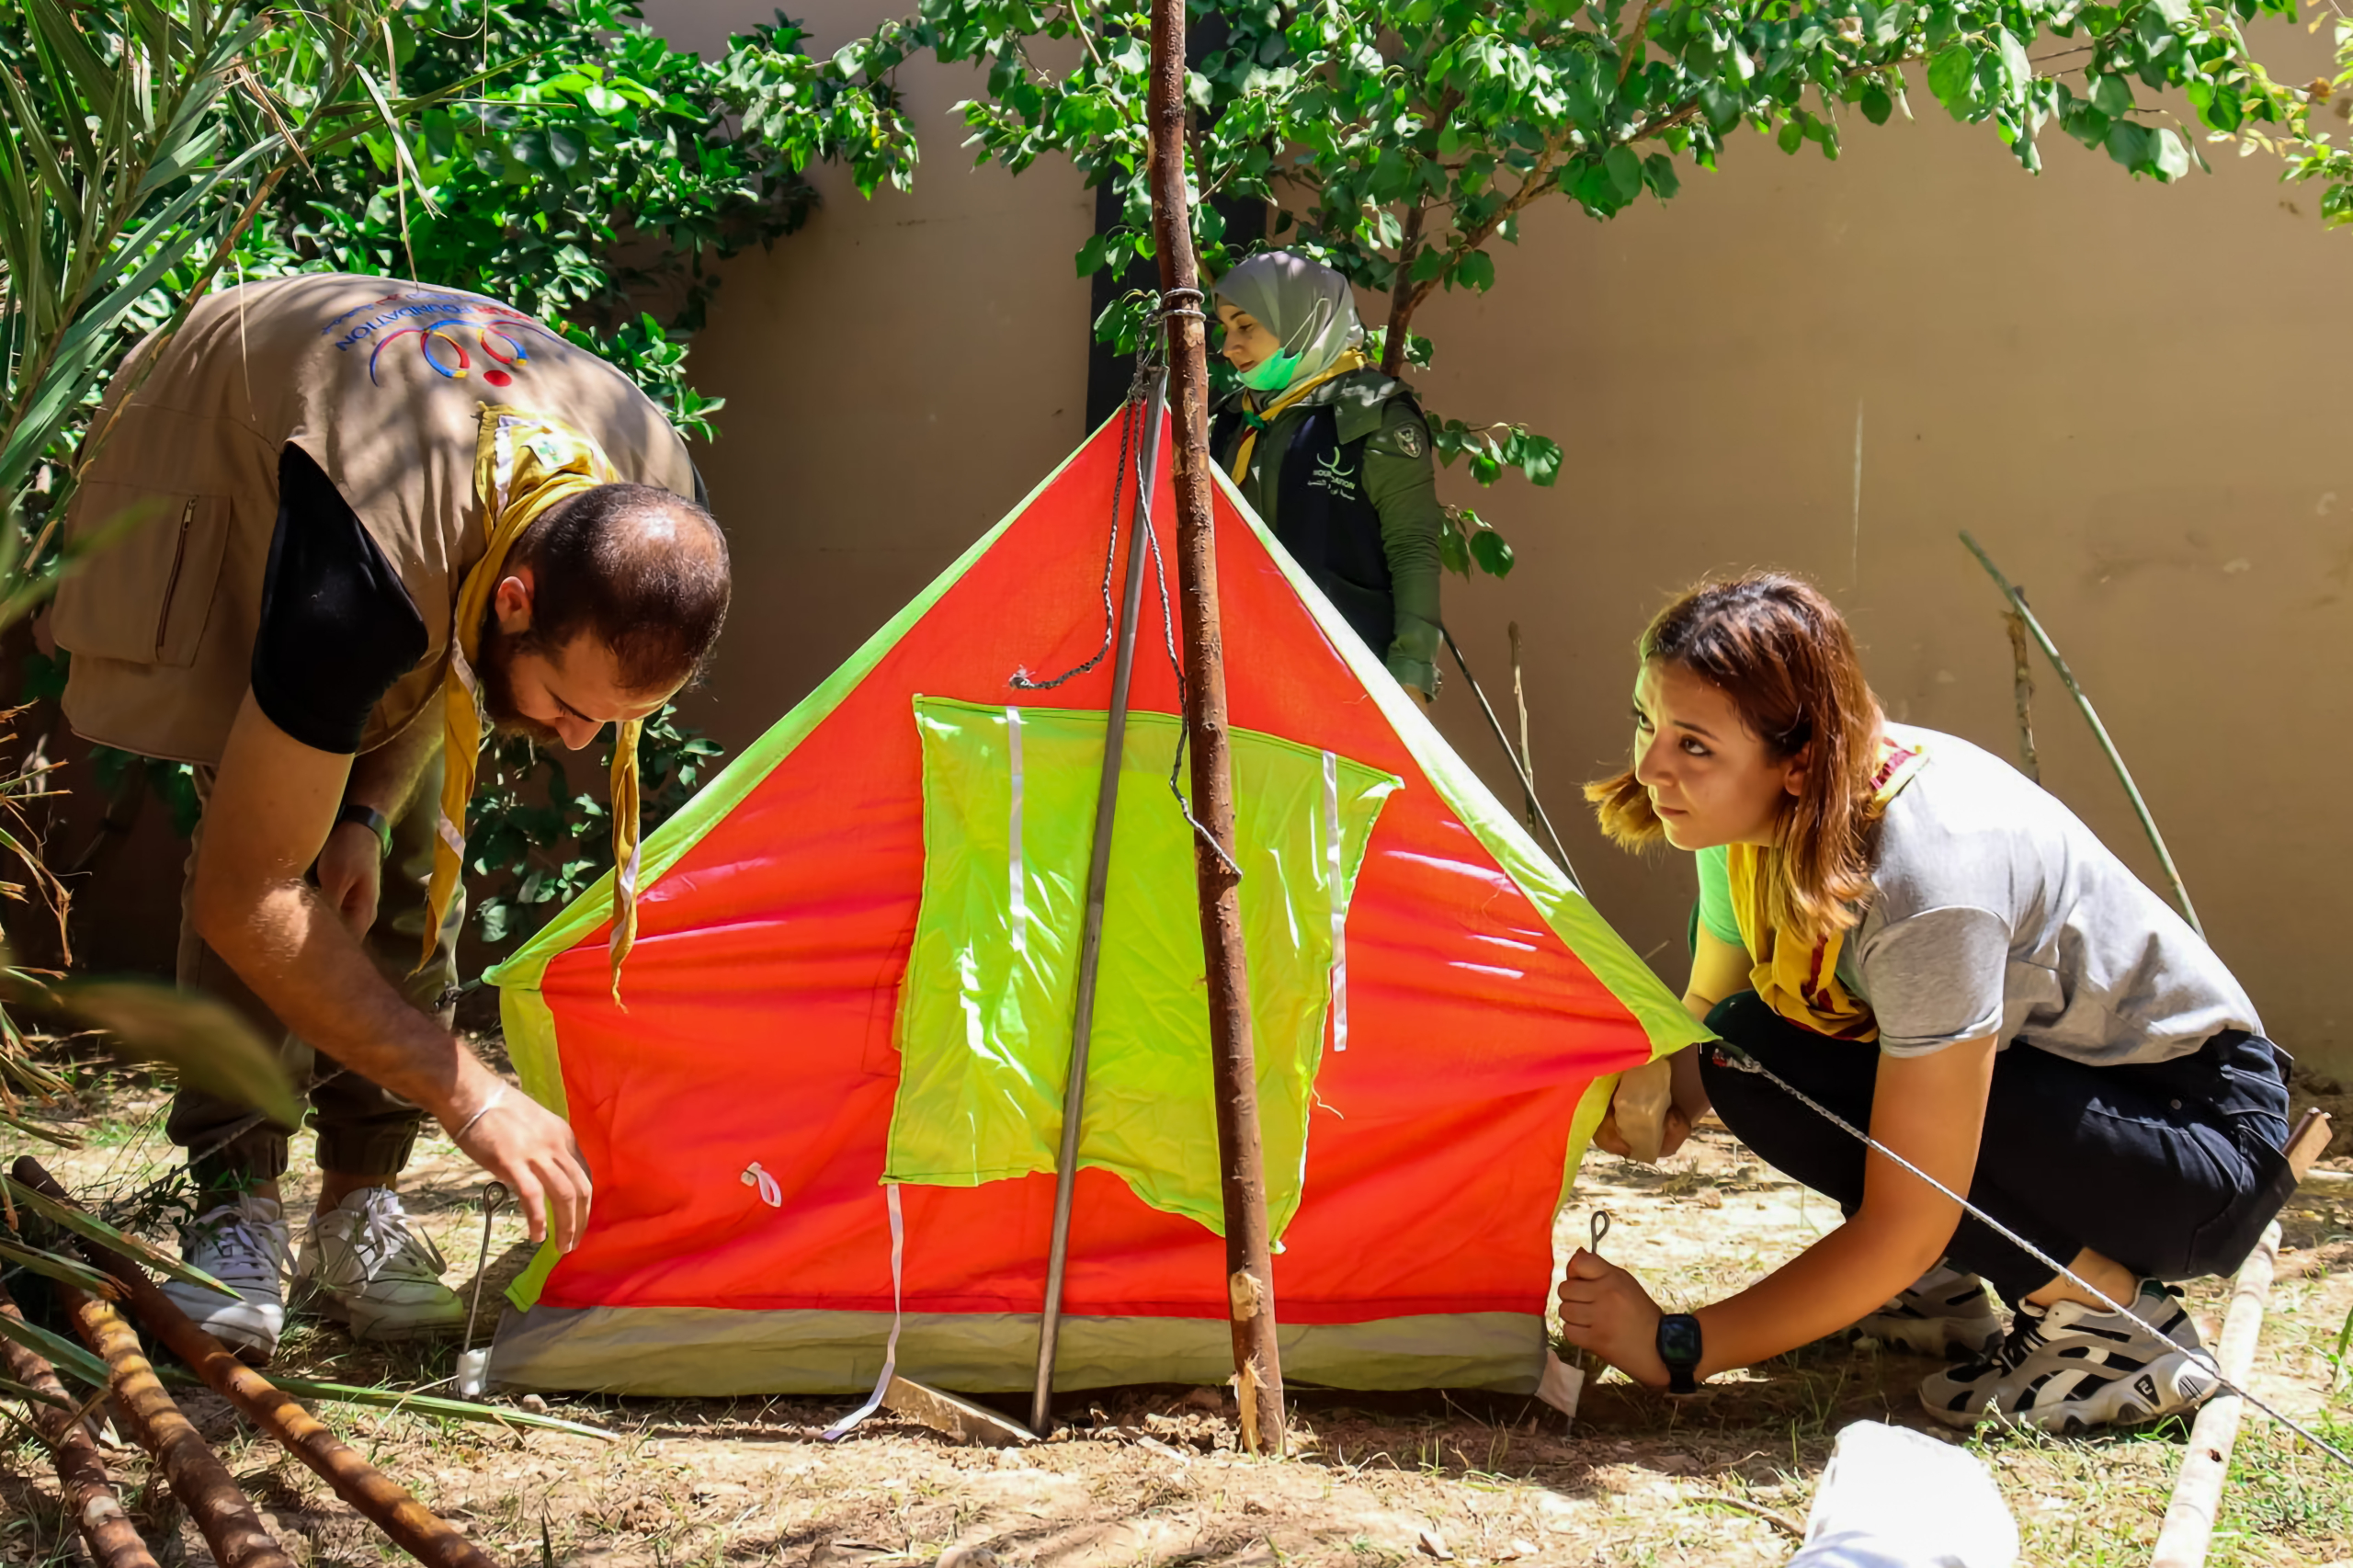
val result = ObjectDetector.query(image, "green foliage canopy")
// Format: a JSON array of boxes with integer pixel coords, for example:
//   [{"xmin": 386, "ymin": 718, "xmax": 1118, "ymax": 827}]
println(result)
[{"xmin": 917, "ymin": 0, "xmax": 2346, "ymax": 503}]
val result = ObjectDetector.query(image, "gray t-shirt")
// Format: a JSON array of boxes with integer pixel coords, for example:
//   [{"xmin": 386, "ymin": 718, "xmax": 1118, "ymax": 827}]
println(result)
[{"xmin": 1696, "ymin": 724, "xmax": 2259, "ymax": 1065}]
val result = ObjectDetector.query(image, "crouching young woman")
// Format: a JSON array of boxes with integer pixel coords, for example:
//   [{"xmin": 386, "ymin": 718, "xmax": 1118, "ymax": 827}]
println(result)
[{"xmin": 1556, "ymin": 572, "xmax": 2295, "ymax": 1432}]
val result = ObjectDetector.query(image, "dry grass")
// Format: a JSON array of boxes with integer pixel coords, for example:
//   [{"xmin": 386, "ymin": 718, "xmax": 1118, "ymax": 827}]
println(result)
[{"xmin": 4, "ymin": 1066, "xmax": 2350, "ymax": 1567}]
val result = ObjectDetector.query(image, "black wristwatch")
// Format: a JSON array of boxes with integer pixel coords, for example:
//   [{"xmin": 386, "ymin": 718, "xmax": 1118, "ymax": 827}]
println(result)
[
  {"xmin": 1656, "ymin": 1312, "xmax": 1704, "ymax": 1395},
  {"xmin": 335, "ymin": 802, "xmax": 393, "ymax": 860}
]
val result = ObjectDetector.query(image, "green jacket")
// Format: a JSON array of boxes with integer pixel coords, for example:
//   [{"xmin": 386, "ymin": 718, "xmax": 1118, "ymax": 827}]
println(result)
[{"xmin": 1212, "ymin": 368, "xmax": 1444, "ymax": 697}]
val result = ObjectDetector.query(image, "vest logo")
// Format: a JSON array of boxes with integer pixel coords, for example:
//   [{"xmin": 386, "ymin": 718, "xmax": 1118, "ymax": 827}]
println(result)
[
  {"xmin": 323, "ymin": 290, "xmax": 564, "ymax": 389},
  {"xmin": 1311, "ymin": 447, "xmax": 1359, "ymax": 500}
]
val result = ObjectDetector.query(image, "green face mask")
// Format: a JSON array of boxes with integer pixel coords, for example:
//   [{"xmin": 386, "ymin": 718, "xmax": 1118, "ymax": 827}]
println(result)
[{"xmin": 1243, "ymin": 349, "xmax": 1302, "ymax": 393}]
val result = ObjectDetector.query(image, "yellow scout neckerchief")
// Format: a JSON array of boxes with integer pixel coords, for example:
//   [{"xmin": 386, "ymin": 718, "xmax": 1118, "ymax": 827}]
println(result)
[
  {"xmin": 1725, "ymin": 736, "xmax": 1930, "ymax": 1041},
  {"xmin": 422, "ymin": 407, "xmax": 643, "ymax": 998},
  {"xmin": 1228, "ymin": 349, "xmax": 1370, "ymax": 484}
]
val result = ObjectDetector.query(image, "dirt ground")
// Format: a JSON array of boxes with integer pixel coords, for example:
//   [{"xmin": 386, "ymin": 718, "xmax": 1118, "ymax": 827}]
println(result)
[{"xmin": 6, "ymin": 1064, "xmax": 2352, "ymax": 1568}]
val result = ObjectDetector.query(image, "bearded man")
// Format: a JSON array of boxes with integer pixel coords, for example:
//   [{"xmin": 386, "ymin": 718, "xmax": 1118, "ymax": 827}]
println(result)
[{"xmin": 47, "ymin": 273, "xmax": 730, "ymax": 1361}]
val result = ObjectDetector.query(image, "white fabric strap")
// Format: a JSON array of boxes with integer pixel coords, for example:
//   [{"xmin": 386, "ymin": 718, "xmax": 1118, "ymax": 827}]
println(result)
[
  {"xmin": 822, "ymin": 1182, "xmax": 904, "ymax": 1440},
  {"xmin": 1006, "ymin": 707, "xmax": 1028, "ymax": 956},
  {"xmin": 1324, "ymin": 749, "xmax": 1348, "ymax": 1053}
]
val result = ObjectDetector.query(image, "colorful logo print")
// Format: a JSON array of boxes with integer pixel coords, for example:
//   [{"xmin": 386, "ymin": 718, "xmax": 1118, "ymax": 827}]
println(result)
[{"xmin": 322, "ymin": 290, "xmax": 566, "ymax": 388}]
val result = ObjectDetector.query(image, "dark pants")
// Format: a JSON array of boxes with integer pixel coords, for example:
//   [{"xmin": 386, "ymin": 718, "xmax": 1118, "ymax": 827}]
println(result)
[
  {"xmin": 1698, "ymin": 992, "xmax": 2297, "ymax": 1303},
  {"xmin": 165, "ymin": 758, "xmax": 462, "ymax": 1193}
]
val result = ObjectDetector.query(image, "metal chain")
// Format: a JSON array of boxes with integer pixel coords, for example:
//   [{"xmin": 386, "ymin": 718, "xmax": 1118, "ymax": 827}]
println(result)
[{"xmin": 1716, "ymin": 1040, "xmax": 2353, "ymax": 1471}]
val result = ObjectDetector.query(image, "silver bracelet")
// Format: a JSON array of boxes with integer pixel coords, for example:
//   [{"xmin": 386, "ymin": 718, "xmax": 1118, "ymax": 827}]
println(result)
[{"xmin": 453, "ymin": 1085, "xmax": 509, "ymax": 1142}]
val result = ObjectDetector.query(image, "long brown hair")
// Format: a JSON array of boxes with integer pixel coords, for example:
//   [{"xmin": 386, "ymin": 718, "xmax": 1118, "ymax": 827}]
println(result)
[{"xmin": 1584, "ymin": 573, "xmax": 1884, "ymax": 944}]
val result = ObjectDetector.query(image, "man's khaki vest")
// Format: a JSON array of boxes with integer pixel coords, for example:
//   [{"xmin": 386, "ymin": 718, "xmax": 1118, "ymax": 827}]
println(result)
[{"xmin": 51, "ymin": 273, "xmax": 695, "ymax": 765}]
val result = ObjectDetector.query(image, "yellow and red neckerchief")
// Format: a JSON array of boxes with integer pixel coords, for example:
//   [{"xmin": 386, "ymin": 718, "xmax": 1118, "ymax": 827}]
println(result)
[
  {"xmin": 420, "ymin": 407, "xmax": 643, "ymax": 999},
  {"xmin": 1725, "ymin": 736, "xmax": 1929, "ymax": 1041}
]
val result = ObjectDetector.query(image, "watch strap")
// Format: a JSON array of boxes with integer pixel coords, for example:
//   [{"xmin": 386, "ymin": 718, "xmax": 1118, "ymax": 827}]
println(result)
[
  {"xmin": 1657, "ymin": 1312, "xmax": 1703, "ymax": 1395},
  {"xmin": 336, "ymin": 802, "xmax": 393, "ymax": 860}
]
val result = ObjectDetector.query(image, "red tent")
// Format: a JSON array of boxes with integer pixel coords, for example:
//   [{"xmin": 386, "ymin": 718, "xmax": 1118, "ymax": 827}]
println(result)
[{"xmin": 485, "ymin": 414, "xmax": 1700, "ymax": 1396}]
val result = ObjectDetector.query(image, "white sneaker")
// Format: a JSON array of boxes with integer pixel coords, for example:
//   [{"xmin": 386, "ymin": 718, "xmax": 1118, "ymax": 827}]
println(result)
[
  {"xmin": 161, "ymin": 1193, "xmax": 291, "ymax": 1364},
  {"xmin": 296, "ymin": 1187, "xmax": 465, "ymax": 1341},
  {"xmin": 1920, "ymin": 1278, "xmax": 2218, "ymax": 1434},
  {"xmin": 1855, "ymin": 1262, "xmax": 2006, "ymax": 1358}
]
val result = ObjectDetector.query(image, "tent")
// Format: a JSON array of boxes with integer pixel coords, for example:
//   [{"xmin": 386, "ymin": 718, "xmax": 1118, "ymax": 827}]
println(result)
[{"xmin": 483, "ymin": 413, "xmax": 1704, "ymax": 1397}]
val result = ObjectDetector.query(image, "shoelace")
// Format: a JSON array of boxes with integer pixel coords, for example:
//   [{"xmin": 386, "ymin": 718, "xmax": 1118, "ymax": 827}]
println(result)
[
  {"xmin": 187, "ymin": 1209, "xmax": 287, "ymax": 1291},
  {"xmin": 334, "ymin": 1196, "xmax": 448, "ymax": 1284}
]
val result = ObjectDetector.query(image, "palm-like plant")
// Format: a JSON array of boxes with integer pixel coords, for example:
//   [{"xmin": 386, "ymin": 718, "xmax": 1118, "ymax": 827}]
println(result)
[{"xmin": 0, "ymin": 0, "xmax": 460, "ymax": 1148}]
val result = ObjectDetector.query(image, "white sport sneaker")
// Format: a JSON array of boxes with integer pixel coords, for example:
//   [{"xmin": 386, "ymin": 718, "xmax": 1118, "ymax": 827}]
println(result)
[
  {"xmin": 296, "ymin": 1187, "xmax": 466, "ymax": 1342},
  {"xmin": 161, "ymin": 1192, "xmax": 291, "ymax": 1364},
  {"xmin": 1855, "ymin": 1262, "xmax": 2006, "ymax": 1358},
  {"xmin": 1920, "ymin": 1278, "xmax": 2218, "ymax": 1434}
]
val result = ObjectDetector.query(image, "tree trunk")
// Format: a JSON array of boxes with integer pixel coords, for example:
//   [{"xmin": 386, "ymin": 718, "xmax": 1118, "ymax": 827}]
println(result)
[{"xmin": 1146, "ymin": 0, "xmax": 1286, "ymax": 1457}]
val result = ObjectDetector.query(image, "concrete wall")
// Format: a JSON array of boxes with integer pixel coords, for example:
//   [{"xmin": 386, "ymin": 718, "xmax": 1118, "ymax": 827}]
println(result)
[{"xmin": 656, "ymin": 3, "xmax": 2352, "ymax": 1073}]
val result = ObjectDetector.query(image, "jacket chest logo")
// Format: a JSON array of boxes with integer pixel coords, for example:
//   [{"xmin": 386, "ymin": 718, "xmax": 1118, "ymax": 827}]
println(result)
[{"xmin": 1310, "ymin": 447, "xmax": 1359, "ymax": 499}]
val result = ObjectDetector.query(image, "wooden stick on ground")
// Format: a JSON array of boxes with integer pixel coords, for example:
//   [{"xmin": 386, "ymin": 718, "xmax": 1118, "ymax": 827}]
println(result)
[
  {"xmin": 2150, "ymin": 1221, "xmax": 2283, "ymax": 1568},
  {"xmin": 56, "ymin": 1276, "xmax": 293, "ymax": 1568},
  {"xmin": 16, "ymin": 1157, "xmax": 501, "ymax": 1568},
  {"xmin": 0, "ymin": 1278, "xmax": 157, "ymax": 1568}
]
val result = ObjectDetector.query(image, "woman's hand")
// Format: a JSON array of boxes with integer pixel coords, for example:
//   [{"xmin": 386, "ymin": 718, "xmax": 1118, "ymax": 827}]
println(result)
[{"xmin": 1555, "ymin": 1249, "xmax": 1673, "ymax": 1389}]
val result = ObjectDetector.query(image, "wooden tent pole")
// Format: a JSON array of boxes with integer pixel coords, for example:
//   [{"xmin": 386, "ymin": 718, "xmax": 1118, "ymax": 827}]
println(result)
[
  {"xmin": 2151, "ymin": 1221, "xmax": 2283, "ymax": 1568},
  {"xmin": 18, "ymin": 1158, "xmax": 500, "ymax": 1568},
  {"xmin": 1030, "ymin": 370, "xmax": 1168, "ymax": 1437},
  {"xmin": 1147, "ymin": 0, "xmax": 1285, "ymax": 1456},
  {"xmin": 0, "ymin": 1278, "xmax": 157, "ymax": 1568},
  {"xmin": 56, "ymin": 1278, "xmax": 293, "ymax": 1568}
]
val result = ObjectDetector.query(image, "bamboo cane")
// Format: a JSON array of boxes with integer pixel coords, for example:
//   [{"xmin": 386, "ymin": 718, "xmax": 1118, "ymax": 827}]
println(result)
[
  {"xmin": 1959, "ymin": 533, "xmax": 2202, "ymax": 937},
  {"xmin": 0, "ymin": 1278, "xmax": 157, "ymax": 1568},
  {"xmin": 56, "ymin": 1277, "xmax": 293, "ymax": 1568},
  {"xmin": 1147, "ymin": 0, "xmax": 1285, "ymax": 1455},
  {"xmin": 2003, "ymin": 608, "xmax": 2040, "ymax": 784},
  {"xmin": 16, "ymin": 1157, "xmax": 500, "ymax": 1568},
  {"xmin": 2150, "ymin": 1221, "xmax": 2283, "ymax": 1568}
]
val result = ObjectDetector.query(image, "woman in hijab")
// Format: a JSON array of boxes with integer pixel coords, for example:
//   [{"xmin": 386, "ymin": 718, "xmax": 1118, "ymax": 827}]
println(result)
[{"xmin": 1211, "ymin": 252, "xmax": 1445, "ymax": 701}]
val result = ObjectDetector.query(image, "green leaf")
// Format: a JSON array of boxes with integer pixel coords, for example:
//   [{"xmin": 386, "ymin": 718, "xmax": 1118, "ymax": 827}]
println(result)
[
  {"xmin": 1469, "ymin": 528, "xmax": 1515, "ymax": 578},
  {"xmin": 1453, "ymin": 249, "xmax": 1496, "ymax": 291},
  {"xmin": 49, "ymin": 982, "xmax": 300, "ymax": 1130},
  {"xmin": 154, "ymin": 1367, "xmax": 620, "ymax": 1439},
  {"xmin": 1861, "ymin": 85, "xmax": 1893, "ymax": 126},
  {"xmin": 0, "ymin": 1176, "xmax": 234, "ymax": 1297},
  {"xmin": 2152, "ymin": 127, "xmax": 2189, "ymax": 181},
  {"xmin": 0, "ymin": 1235, "xmax": 116, "ymax": 1295},
  {"xmin": 1641, "ymin": 153, "xmax": 1680, "ymax": 201},
  {"xmin": 1603, "ymin": 145, "xmax": 1644, "ymax": 201},
  {"xmin": 1927, "ymin": 46, "xmax": 1976, "ymax": 116},
  {"xmin": 0, "ymin": 1306, "xmax": 110, "ymax": 1387}
]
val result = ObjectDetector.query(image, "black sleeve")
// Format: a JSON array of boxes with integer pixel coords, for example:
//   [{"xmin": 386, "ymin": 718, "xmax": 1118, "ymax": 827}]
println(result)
[{"xmin": 249, "ymin": 444, "xmax": 429, "ymax": 755}]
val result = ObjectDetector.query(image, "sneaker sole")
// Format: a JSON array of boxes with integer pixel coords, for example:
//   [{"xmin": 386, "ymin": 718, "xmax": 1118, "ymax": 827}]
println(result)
[
  {"xmin": 313, "ymin": 1291, "xmax": 466, "ymax": 1342},
  {"xmin": 1922, "ymin": 1349, "xmax": 2219, "ymax": 1434},
  {"xmin": 1856, "ymin": 1312, "xmax": 2005, "ymax": 1360}
]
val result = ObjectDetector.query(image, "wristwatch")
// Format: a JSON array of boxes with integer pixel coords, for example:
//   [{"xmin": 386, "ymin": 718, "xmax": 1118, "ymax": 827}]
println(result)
[
  {"xmin": 1656, "ymin": 1312, "xmax": 1704, "ymax": 1395},
  {"xmin": 335, "ymin": 802, "xmax": 393, "ymax": 860}
]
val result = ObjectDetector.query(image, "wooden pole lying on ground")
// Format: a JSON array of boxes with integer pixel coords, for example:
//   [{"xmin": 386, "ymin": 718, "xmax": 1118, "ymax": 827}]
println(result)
[
  {"xmin": 1145, "ymin": 0, "xmax": 1285, "ymax": 1456},
  {"xmin": 1960, "ymin": 532, "xmax": 2202, "ymax": 937},
  {"xmin": 2150, "ymin": 1221, "xmax": 2284, "ymax": 1568},
  {"xmin": 17, "ymin": 1158, "xmax": 500, "ymax": 1568},
  {"xmin": 0, "ymin": 1278, "xmax": 157, "ymax": 1568},
  {"xmin": 57, "ymin": 1276, "xmax": 293, "ymax": 1568},
  {"xmin": 1030, "ymin": 372, "xmax": 1168, "ymax": 1437}
]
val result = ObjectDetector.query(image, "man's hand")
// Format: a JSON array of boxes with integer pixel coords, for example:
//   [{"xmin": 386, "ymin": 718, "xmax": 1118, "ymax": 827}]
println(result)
[
  {"xmin": 1591, "ymin": 1100, "xmax": 1694, "ymax": 1161},
  {"xmin": 444, "ymin": 1084, "xmax": 593, "ymax": 1253},
  {"xmin": 313, "ymin": 821, "xmax": 383, "ymax": 938},
  {"xmin": 1555, "ymin": 1249, "xmax": 1671, "ymax": 1389}
]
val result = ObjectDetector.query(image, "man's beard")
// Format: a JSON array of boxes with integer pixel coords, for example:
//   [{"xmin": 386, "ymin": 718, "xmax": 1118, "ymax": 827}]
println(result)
[{"xmin": 474, "ymin": 619, "xmax": 564, "ymax": 747}]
